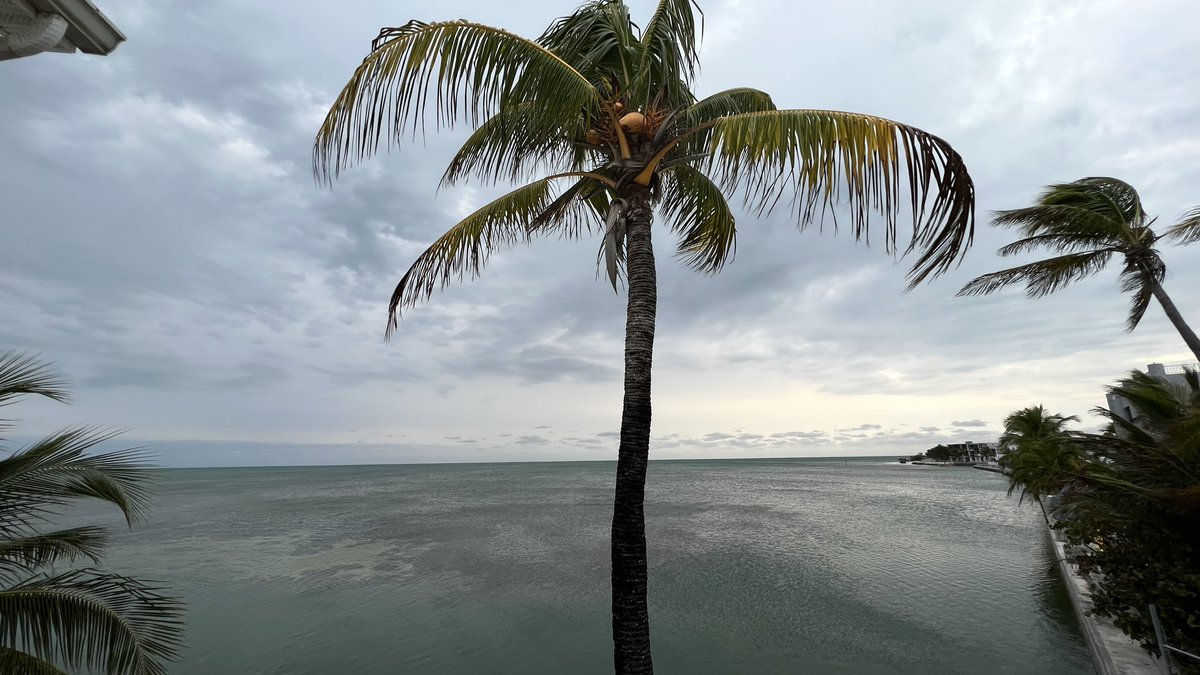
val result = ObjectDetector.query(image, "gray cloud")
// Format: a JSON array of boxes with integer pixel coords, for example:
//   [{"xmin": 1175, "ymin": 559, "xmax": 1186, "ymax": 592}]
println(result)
[{"xmin": 2, "ymin": 0, "xmax": 1198, "ymax": 465}]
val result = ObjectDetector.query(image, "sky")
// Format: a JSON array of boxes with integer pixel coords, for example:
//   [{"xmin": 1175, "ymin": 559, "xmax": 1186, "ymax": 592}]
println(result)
[{"xmin": 2, "ymin": 0, "xmax": 1199, "ymax": 467}]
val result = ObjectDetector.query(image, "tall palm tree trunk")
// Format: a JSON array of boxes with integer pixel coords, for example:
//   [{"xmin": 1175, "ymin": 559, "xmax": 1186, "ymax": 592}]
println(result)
[
  {"xmin": 1147, "ymin": 277, "xmax": 1200, "ymax": 361},
  {"xmin": 611, "ymin": 185, "xmax": 656, "ymax": 674}
]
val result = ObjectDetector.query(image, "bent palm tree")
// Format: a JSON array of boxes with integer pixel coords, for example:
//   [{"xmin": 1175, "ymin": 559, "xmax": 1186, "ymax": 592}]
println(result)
[
  {"xmin": 999, "ymin": 405, "xmax": 1081, "ymax": 516},
  {"xmin": 0, "ymin": 353, "xmax": 184, "ymax": 675},
  {"xmin": 313, "ymin": 1, "xmax": 975, "ymax": 671},
  {"xmin": 959, "ymin": 177, "xmax": 1200, "ymax": 360}
]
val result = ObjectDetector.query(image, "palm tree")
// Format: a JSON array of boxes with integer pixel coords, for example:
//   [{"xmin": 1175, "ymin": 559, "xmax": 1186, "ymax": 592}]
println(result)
[
  {"xmin": 313, "ymin": 2, "xmax": 975, "ymax": 670},
  {"xmin": 1000, "ymin": 405, "xmax": 1081, "ymax": 516},
  {"xmin": 1049, "ymin": 370, "xmax": 1200, "ymax": 663},
  {"xmin": 0, "ymin": 352, "xmax": 184, "ymax": 674},
  {"xmin": 959, "ymin": 177, "xmax": 1200, "ymax": 361}
]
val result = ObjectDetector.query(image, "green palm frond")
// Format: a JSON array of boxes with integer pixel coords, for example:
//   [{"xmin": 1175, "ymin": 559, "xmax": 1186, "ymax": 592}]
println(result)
[
  {"xmin": 681, "ymin": 87, "xmax": 776, "ymax": 127},
  {"xmin": 527, "ymin": 177, "xmax": 610, "ymax": 239},
  {"xmin": 659, "ymin": 164, "xmax": 736, "ymax": 273},
  {"xmin": 0, "ymin": 527, "xmax": 108, "ymax": 579},
  {"xmin": 442, "ymin": 103, "xmax": 593, "ymax": 187},
  {"xmin": 993, "ymin": 203, "xmax": 1129, "ymax": 243},
  {"xmin": 1162, "ymin": 205, "xmax": 1200, "ymax": 245},
  {"xmin": 0, "ymin": 353, "xmax": 68, "ymax": 410},
  {"xmin": 701, "ymin": 109, "xmax": 974, "ymax": 286},
  {"xmin": 386, "ymin": 174, "xmax": 614, "ymax": 336},
  {"xmin": 957, "ymin": 250, "xmax": 1113, "ymax": 298},
  {"xmin": 0, "ymin": 569, "xmax": 184, "ymax": 675},
  {"xmin": 637, "ymin": 0, "xmax": 702, "ymax": 105},
  {"xmin": 1117, "ymin": 253, "xmax": 1165, "ymax": 330},
  {"xmin": 539, "ymin": 0, "xmax": 640, "ymax": 88},
  {"xmin": 998, "ymin": 229, "xmax": 1118, "ymax": 258},
  {"xmin": 0, "ymin": 647, "xmax": 64, "ymax": 675},
  {"xmin": 314, "ymin": 20, "xmax": 599, "ymax": 182},
  {"xmin": 1036, "ymin": 177, "xmax": 1145, "ymax": 230},
  {"xmin": 0, "ymin": 429, "xmax": 153, "ymax": 532}
]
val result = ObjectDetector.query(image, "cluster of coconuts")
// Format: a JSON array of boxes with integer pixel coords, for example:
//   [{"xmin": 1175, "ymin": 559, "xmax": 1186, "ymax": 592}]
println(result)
[{"xmin": 585, "ymin": 100, "xmax": 646, "ymax": 146}]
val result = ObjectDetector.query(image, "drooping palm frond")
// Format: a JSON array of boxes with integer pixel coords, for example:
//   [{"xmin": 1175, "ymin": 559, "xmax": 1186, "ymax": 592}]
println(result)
[
  {"xmin": 658, "ymin": 164, "xmax": 736, "ymax": 272},
  {"xmin": 1161, "ymin": 205, "xmax": 1200, "ymax": 245},
  {"xmin": 386, "ymin": 174, "xmax": 615, "ymax": 336},
  {"xmin": 441, "ymin": 102, "xmax": 595, "ymax": 187},
  {"xmin": 0, "ymin": 569, "xmax": 184, "ymax": 675},
  {"xmin": 1118, "ymin": 251, "xmax": 1166, "ymax": 330},
  {"xmin": 0, "ymin": 647, "xmax": 64, "ymax": 675},
  {"xmin": 0, "ymin": 527, "xmax": 109, "ymax": 580},
  {"xmin": 957, "ymin": 249, "xmax": 1114, "ymax": 298},
  {"xmin": 0, "ymin": 429, "xmax": 153, "ymax": 533},
  {"xmin": 700, "ymin": 109, "xmax": 974, "ymax": 286},
  {"xmin": 313, "ymin": 20, "xmax": 599, "ymax": 182},
  {"xmin": 636, "ymin": 0, "xmax": 702, "ymax": 107}
]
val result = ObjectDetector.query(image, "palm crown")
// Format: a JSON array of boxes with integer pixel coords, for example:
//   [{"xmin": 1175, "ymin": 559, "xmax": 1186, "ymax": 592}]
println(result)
[
  {"xmin": 314, "ymin": 1, "xmax": 976, "ymax": 671},
  {"xmin": 314, "ymin": 0, "xmax": 975, "ymax": 334},
  {"xmin": 959, "ymin": 177, "xmax": 1200, "ymax": 359}
]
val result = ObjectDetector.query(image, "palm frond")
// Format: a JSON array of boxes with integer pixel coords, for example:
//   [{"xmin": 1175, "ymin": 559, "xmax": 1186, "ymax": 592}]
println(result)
[
  {"xmin": 1039, "ymin": 177, "xmax": 1145, "ymax": 229},
  {"xmin": 0, "ymin": 353, "xmax": 68, "ymax": 409},
  {"xmin": 0, "ymin": 647, "xmax": 65, "ymax": 675},
  {"xmin": 701, "ymin": 109, "xmax": 974, "ymax": 286},
  {"xmin": 0, "ymin": 568, "xmax": 184, "ymax": 675},
  {"xmin": 314, "ymin": 20, "xmax": 598, "ymax": 183},
  {"xmin": 386, "ymin": 174, "xmax": 613, "ymax": 336},
  {"xmin": 681, "ymin": 87, "xmax": 776, "ymax": 127},
  {"xmin": 527, "ymin": 177, "xmax": 610, "ymax": 239},
  {"xmin": 1162, "ymin": 205, "xmax": 1200, "ymax": 245},
  {"xmin": 540, "ymin": 1, "xmax": 639, "ymax": 76},
  {"xmin": 0, "ymin": 429, "xmax": 153, "ymax": 532},
  {"xmin": 1118, "ymin": 254, "xmax": 1165, "ymax": 331},
  {"xmin": 995, "ymin": 231, "xmax": 1119, "ymax": 257},
  {"xmin": 0, "ymin": 527, "xmax": 108, "ymax": 579},
  {"xmin": 441, "ymin": 102, "xmax": 592, "ymax": 187},
  {"xmin": 957, "ymin": 250, "xmax": 1113, "ymax": 297},
  {"xmin": 659, "ymin": 164, "xmax": 736, "ymax": 273},
  {"xmin": 637, "ymin": 0, "xmax": 702, "ymax": 104}
]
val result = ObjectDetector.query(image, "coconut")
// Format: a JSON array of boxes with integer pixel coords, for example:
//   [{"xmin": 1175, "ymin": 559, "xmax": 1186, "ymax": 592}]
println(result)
[
  {"xmin": 619, "ymin": 111, "xmax": 645, "ymax": 134},
  {"xmin": 586, "ymin": 129, "xmax": 601, "ymax": 145}
]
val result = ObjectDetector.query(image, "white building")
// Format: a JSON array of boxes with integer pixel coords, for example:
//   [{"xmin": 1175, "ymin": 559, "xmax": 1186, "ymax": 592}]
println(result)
[
  {"xmin": 1, "ymin": 0, "xmax": 123, "ymax": 60},
  {"xmin": 1105, "ymin": 362, "xmax": 1199, "ymax": 424}
]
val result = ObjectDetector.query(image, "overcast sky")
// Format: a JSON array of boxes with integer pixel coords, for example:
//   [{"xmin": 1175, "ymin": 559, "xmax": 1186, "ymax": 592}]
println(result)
[{"xmin": 2, "ymin": 0, "xmax": 1198, "ymax": 467}]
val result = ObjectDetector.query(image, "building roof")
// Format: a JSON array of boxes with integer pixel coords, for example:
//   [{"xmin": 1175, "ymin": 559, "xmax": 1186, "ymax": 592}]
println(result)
[{"xmin": 0, "ymin": 0, "xmax": 124, "ymax": 59}]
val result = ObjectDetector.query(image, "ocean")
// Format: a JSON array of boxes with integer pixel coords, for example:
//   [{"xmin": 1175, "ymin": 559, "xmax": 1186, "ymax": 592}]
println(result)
[{"xmin": 84, "ymin": 457, "xmax": 1092, "ymax": 674}]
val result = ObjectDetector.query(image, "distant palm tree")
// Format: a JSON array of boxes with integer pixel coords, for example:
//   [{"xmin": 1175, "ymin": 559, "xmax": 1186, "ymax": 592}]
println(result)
[
  {"xmin": 1000, "ymin": 405, "xmax": 1081, "ymax": 513},
  {"xmin": 959, "ymin": 177, "xmax": 1200, "ymax": 361},
  {"xmin": 0, "ymin": 352, "xmax": 184, "ymax": 675},
  {"xmin": 313, "ymin": 1, "xmax": 975, "ymax": 670}
]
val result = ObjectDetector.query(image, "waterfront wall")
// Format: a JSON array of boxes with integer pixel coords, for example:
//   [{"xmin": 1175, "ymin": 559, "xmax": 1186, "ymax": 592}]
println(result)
[{"xmin": 1043, "ymin": 522, "xmax": 1163, "ymax": 675}]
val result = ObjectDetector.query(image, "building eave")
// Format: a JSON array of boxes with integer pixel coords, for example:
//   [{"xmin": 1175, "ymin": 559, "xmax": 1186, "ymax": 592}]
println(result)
[{"xmin": 31, "ymin": 0, "xmax": 123, "ymax": 55}]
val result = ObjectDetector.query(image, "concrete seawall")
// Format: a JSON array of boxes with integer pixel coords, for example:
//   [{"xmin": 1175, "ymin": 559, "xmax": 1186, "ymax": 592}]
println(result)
[{"xmin": 1043, "ymin": 522, "xmax": 1162, "ymax": 675}]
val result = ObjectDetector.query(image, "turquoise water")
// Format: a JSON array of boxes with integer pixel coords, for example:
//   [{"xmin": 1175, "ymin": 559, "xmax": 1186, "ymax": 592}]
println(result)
[{"xmin": 86, "ymin": 458, "xmax": 1092, "ymax": 674}]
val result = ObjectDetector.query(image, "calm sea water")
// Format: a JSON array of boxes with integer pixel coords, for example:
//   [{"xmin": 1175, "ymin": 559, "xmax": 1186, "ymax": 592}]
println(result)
[{"xmin": 86, "ymin": 458, "xmax": 1092, "ymax": 674}]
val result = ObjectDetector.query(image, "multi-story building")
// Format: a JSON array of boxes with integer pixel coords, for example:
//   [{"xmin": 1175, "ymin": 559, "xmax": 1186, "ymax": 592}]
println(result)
[{"xmin": 1105, "ymin": 362, "xmax": 1199, "ymax": 424}]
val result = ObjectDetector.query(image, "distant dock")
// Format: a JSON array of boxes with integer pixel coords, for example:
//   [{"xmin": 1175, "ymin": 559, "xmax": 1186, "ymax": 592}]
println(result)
[{"xmin": 973, "ymin": 464, "xmax": 1008, "ymax": 475}]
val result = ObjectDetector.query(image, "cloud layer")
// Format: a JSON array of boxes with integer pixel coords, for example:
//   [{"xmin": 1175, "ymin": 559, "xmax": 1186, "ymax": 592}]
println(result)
[{"xmin": 2, "ymin": 0, "xmax": 1198, "ymax": 465}]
